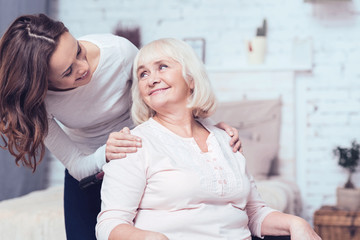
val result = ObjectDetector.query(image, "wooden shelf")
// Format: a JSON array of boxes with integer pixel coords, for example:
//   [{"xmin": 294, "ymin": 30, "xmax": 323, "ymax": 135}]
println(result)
[{"xmin": 206, "ymin": 62, "xmax": 312, "ymax": 73}]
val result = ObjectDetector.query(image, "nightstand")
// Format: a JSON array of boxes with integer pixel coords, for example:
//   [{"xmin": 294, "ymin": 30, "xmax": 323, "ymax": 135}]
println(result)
[{"xmin": 314, "ymin": 205, "xmax": 360, "ymax": 240}]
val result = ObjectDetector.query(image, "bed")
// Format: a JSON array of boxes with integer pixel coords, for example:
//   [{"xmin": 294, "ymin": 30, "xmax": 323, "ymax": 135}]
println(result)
[{"xmin": 0, "ymin": 99, "xmax": 300, "ymax": 240}]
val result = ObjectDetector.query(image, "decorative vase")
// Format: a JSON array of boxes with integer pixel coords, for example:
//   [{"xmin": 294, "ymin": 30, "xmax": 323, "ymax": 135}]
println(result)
[
  {"xmin": 245, "ymin": 36, "xmax": 267, "ymax": 65},
  {"xmin": 336, "ymin": 187, "xmax": 360, "ymax": 211}
]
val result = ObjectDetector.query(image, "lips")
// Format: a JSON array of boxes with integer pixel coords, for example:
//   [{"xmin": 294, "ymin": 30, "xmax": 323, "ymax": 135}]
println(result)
[
  {"xmin": 76, "ymin": 70, "xmax": 89, "ymax": 81},
  {"xmin": 149, "ymin": 87, "xmax": 170, "ymax": 96}
]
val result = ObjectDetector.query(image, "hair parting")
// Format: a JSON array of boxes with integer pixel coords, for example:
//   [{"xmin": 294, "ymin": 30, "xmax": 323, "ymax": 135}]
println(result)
[{"xmin": 25, "ymin": 24, "xmax": 56, "ymax": 44}]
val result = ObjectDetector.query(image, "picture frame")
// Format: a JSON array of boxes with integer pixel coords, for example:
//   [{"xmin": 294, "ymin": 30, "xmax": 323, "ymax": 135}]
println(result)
[{"xmin": 184, "ymin": 38, "xmax": 206, "ymax": 63}]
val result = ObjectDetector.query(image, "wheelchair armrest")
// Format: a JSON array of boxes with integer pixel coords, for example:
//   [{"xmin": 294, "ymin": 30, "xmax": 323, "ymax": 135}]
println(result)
[{"xmin": 252, "ymin": 236, "xmax": 291, "ymax": 240}]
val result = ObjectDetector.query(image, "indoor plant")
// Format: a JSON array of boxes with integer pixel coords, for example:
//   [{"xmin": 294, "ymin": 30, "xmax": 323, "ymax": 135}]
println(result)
[{"xmin": 333, "ymin": 140, "xmax": 360, "ymax": 211}]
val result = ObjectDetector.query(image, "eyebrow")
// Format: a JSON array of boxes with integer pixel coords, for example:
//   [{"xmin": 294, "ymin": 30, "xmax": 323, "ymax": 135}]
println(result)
[
  {"xmin": 60, "ymin": 41, "xmax": 80, "ymax": 77},
  {"xmin": 136, "ymin": 65, "xmax": 145, "ymax": 73}
]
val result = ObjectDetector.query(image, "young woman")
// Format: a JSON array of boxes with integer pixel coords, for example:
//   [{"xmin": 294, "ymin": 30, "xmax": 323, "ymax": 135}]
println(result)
[
  {"xmin": 0, "ymin": 14, "xmax": 241, "ymax": 239},
  {"xmin": 96, "ymin": 38, "xmax": 322, "ymax": 240}
]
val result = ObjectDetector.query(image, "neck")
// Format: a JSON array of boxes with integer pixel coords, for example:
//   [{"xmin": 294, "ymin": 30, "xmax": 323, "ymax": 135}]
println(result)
[
  {"xmin": 153, "ymin": 112, "xmax": 198, "ymax": 138},
  {"xmin": 153, "ymin": 110, "xmax": 210, "ymax": 152}
]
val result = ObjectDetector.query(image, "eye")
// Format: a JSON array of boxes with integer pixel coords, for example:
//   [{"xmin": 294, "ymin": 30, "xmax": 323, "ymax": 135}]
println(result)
[
  {"xmin": 63, "ymin": 44, "xmax": 80, "ymax": 78},
  {"xmin": 159, "ymin": 64, "xmax": 168, "ymax": 70},
  {"xmin": 64, "ymin": 68, "xmax": 72, "ymax": 77},
  {"xmin": 139, "ymin": 71, "xmax": 149, "ymax": 79}
]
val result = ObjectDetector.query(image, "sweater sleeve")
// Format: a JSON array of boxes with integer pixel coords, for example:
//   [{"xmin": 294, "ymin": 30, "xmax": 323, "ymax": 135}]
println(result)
[
  {"xmin": 96, "ymin": 150, "xmax": 147, "ymax": 240},
  {"xmin": 245, "ymin": 168, "xmax": 277, "ymax": 238},
  {"xmin": 44, "ymin": 117, "xmax": 107, "ymax": 181}
]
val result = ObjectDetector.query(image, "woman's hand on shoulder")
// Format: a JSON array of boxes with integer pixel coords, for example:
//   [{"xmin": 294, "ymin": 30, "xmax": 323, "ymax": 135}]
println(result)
[
  {"xmin": 215, "ymin": 121, "xmax": 242, "ymax": 153},
  {"xmin": 105, "ymin": 127, "xmax": 142, "ymax": 162}
]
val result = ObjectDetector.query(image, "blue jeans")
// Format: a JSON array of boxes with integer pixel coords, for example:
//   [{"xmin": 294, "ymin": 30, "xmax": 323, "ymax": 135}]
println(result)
[{"xmin": 64, "ymin": 170, "xmax": 102, "ymax": 240}]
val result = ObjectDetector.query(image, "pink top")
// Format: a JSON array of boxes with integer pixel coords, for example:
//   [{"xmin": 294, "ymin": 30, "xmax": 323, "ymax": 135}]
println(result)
[{"xmin": 96, "ymin": 118, "xmax": 275, "ymax": 240}]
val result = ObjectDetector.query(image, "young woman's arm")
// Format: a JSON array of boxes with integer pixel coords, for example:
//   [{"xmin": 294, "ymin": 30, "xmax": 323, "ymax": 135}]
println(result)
[
  {"xmin": 200, "ymin": 118, "xmax": 242, "ymax": 152},
  {"xmin": 45, "ymin": 118, "xmax": 142, "ymax": 181},
  {"xmin": 45, "ymin": 118, "xmax": 107, "ymax": 180},
  {"xmin": 105, "ymin": 127, "xmax": 142, "ymax": 162},
  {"xmin": 215, "ymin": 121, "xmax": 242, "ymax": 152}
]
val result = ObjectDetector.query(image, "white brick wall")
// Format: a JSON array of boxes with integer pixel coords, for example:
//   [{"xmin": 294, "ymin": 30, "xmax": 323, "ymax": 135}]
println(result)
[{"xmin": 49, "ymin": 0, "xmax": 360, "ymax": 224}]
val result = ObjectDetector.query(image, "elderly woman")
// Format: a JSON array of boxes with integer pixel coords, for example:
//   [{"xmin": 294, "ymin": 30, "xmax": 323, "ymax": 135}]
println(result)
[{"xmin": 96, "ymin": 38, "xmax": 321, "ymax": 240}]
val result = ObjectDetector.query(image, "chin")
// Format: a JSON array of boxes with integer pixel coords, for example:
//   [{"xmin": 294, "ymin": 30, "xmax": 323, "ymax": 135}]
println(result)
[{"xmin": 78, "ymin": 78, "xmax": 91, "ymax": 87}]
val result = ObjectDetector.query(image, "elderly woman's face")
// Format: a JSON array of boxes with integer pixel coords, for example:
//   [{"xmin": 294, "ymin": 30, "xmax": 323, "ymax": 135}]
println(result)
[{"xmin": 136, "ymin": 56, "xmax": 193, "ymax": 113}]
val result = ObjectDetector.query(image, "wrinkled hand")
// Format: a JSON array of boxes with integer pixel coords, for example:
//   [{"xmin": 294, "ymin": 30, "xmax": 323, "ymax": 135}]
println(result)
[
  {"xmin": 290, "ymin": 218, "xmax": 322, "ymax": 240},
  {"xmin": 105, "ymin": 127, "xmax": 142, "ymax": 162},
  {"xmin": 215, "ymin": 122, "xmax": 242, "ymax": 153}
]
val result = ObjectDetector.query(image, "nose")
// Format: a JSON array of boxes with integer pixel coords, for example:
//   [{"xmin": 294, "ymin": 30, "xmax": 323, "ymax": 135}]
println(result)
[
  {"xmin": 76, "ymin": 59, "xmax": 89, "ymax": 76},
  {"xmin": 148, "ymin": 71, "xmax": 160, "ymax": 86}
]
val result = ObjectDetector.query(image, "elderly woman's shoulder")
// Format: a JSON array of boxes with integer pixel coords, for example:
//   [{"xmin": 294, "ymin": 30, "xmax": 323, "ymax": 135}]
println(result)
[
  {"xmin": 130, "ymin": 120, "xmax": 164, "ymax": 145},
  {"xmin": 202, "ymin": 122, "xmax": 232, "ymax": 141}
]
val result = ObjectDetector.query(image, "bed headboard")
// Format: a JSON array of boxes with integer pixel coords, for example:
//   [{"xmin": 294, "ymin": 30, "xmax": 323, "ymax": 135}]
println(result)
[
  {"xmin": 207, "ymin": 69, "xmax": 297, "ymax": 181},
  {"xmin": 211, "ymin": 99, "xmax": 282, "ymax": 180}
]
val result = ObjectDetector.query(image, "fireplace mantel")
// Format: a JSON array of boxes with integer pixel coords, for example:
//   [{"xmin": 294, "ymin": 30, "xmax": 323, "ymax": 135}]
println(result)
[
  {"xmin": 206, "ymin": 65, "xmax": 312, "ymax": 181},
  {"xmin": 206, "ymin": 62, "xmax": 312, "ymax": 73}
]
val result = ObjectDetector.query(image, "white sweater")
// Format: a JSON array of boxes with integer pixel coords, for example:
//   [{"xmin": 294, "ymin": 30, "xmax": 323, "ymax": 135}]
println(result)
[
  {"xmin": 96, "ymin": 118, "xmax": 275, "ymax": 240},
  {"xmin": 44, "ymin": 34, "xmax": 138, "ymax": 180}
]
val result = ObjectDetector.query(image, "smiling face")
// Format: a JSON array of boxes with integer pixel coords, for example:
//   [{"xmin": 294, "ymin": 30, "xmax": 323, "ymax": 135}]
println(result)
[
  {"xmin": 48, "ymin": 32, "xmax": 91, "ymax": 91},
  {"xmin": 136, "ymin": 56, "xmax": 194, "ymax": 115}
]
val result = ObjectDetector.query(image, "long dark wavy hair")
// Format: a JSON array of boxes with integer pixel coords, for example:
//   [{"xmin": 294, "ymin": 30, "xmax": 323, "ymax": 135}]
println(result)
[{"xmin": 0, "ymin": 14, "xmax": 68, "ymax": 171}]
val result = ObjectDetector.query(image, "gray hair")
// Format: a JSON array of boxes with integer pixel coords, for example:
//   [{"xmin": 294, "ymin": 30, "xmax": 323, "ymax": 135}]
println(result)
[{"xmin": 131, "ymin": 38, "xmax": 217, "ymax": 125}]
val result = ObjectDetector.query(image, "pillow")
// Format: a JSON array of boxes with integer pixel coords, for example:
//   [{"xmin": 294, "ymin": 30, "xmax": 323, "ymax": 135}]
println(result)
[{"xmin": 210, "ymin": 99, "xmax": 282, "ymax": 180}]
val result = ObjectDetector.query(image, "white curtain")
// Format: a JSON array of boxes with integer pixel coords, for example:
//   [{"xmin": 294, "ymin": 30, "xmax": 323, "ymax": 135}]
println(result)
[{"xmin": 0, "ymin": 149, "xmax": 49, "ymax": 201}]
